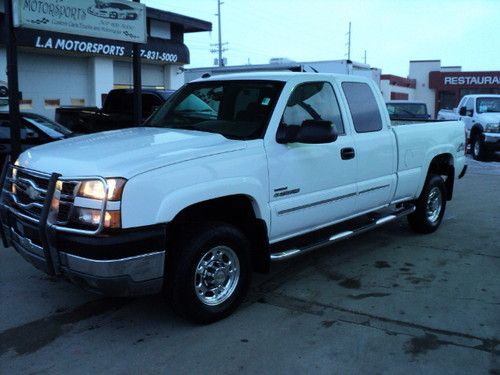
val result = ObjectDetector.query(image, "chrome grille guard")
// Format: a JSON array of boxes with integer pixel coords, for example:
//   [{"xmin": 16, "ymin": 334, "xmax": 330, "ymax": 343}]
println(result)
[{"xmin": 0, "ymin": 159, "xmax": 110, "ymax": 275}]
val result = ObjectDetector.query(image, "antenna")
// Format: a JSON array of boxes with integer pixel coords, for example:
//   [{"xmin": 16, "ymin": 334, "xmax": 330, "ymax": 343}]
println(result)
[
  {"xmin": 364, "ymin": 50, "xmax": 367, "ymax": 64},
  {"xmin": 346, "ymin": 21, "xmax": 351, "ymax": 61}
]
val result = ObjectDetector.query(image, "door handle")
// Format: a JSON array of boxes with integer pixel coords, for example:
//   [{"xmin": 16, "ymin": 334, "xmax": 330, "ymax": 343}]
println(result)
[{"xmin": 341, "ymin": 147, "xmax": 355, "ymax": 160}]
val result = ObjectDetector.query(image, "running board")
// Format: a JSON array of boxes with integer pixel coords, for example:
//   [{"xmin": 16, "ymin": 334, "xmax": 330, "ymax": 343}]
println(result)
[{"xmin": 270, "ymin": 205, "xmax": 415, "ymax": 262}]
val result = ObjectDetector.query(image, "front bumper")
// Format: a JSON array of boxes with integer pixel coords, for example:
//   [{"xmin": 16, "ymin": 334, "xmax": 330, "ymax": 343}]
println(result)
[
  {"xmin": 0, "ymin": 163, "xmax": 166, "ymax": 297},
  {"xmin": 483, "ymin": 132, "xmax": 500, "ymax": 151},
  {"xmin": 2, "ymin": 219, "xmax": 166, "ymax": 296}
]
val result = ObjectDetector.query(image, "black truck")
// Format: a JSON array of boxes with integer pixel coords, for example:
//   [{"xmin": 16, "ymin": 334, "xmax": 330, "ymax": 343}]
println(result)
[{"xmin": 55, "ymin": 89, "xmax": 175, "ymax": 133}]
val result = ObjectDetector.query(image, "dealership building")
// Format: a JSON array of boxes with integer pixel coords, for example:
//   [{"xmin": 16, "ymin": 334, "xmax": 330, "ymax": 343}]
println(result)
[
  {"xmin": 0, "ymin": 2, "xmax": 211, "ymax": 118},
  {"xmin": 381, "ymin": 60, "xmax": 500, "ymax": 118}
]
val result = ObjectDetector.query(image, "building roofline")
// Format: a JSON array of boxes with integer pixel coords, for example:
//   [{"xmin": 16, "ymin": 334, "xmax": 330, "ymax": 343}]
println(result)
[
  {"xmin": 410, "ymin": 60, "xmax": 441, "ymax": 63},
  {"xmin": 146, "ymin": 7, "xmax": 211, "ymax": 33}
]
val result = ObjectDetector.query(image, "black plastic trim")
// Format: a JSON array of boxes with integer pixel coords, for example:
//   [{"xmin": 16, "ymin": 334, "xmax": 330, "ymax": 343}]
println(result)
[{"xmin": 56, "ymin": 224, "xmax": 166, "ymax": 260}]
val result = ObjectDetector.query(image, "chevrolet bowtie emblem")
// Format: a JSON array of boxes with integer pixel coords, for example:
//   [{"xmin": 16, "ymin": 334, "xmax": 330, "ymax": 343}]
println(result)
[{"xmin": 25, "ymin": 186, "xmax": 40, "ymax": 200}]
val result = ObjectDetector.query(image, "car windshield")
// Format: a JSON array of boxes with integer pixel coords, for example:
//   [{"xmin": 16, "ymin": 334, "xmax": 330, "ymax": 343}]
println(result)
[
  {"xmin": 146, "ymin": 80, "xmax": 285, "ymax": 140},
  {"xmin": 24, "ymin": 116, "xmax": 72, "ymax": 137},
  {"xmin": 476, "ymin": 97, "xmax": 500, "ymax": 113},
  {"xmin": 386, "ymin": 103, "xmax": 428, "ymax": 117}
]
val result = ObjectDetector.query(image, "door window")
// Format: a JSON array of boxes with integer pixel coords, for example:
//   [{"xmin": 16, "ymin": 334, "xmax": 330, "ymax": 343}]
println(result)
[
  {"xmin": 0, "ymin": 119, "xmax": 39, "ymax": 140},
  {"xmin": 281, "ymin": 82, "xmax": 344, "ymax": 135},
  {"xmin": 342, "ymin": 82, "xmax": 383, "ymax": 133},
  {"xmin": 465, "ymin": 98, "xmax": 474, "ymax": 116}
]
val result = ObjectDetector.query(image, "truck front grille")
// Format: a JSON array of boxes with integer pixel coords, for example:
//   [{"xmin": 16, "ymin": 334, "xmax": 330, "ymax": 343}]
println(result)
[{"xmin": 4, "ymin": 168, "xmax": 78, "ymax": 224}]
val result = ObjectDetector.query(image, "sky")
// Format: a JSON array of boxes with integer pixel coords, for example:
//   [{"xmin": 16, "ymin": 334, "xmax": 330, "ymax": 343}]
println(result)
[{"xmin": 143, "ymin": 0, "xmax": 500, "ymax": 77}]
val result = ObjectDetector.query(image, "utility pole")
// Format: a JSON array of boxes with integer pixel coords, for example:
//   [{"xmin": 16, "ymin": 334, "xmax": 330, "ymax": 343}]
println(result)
[
  {"xmin": 210, "ymin": 0, "xmax": 228, "ymax": 66},
  {"xmin": 217, "ymin": 0, "xmax": 223, "ymax": 66},
  {"xmin": 5, "ymin": 0, "xmax": 22, "ymax": 161}
]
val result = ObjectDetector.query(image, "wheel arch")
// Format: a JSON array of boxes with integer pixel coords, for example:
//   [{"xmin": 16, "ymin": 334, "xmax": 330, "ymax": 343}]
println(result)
[
  {"xmin": 424, "ymin": 153, "xmax": 455, "ymax": 201},
  {"xmin": 166, "ymin": 194, "xmax": 270, "ymax": 274}
]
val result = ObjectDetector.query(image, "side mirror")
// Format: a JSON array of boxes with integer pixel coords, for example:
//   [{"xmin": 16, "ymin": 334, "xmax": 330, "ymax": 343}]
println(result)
[
  {"xmin": 277, "ymin": 120, "xmax": 338, "ymax": 144},
  {"xmin": 459, "ymin": 106, "xmax": 467, "ymax": 116}
]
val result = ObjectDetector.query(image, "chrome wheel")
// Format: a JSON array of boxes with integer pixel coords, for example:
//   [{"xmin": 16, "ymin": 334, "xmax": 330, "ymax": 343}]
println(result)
[
  {"xmin": 426, "ymin": 186, "xmax": 442, "ymax": 224},
  {"xmin": 194, "ymin": 245, "xmax": 240, "ymax": 306},
  {"xmin": 473, "ymin": 139, "xmax": 480, "ymax": 158}
]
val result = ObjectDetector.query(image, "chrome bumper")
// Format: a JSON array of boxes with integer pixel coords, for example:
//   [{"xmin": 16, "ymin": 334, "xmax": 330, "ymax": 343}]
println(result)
[{"xmin": 6, "ymin": 226, "xmax": 165, "ymax": 296}]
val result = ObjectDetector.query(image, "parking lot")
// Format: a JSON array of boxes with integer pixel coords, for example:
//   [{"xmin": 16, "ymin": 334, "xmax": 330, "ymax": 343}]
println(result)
[{"xmin": 1, "ymin": 155, "xmax": 499, "ymax": 375}]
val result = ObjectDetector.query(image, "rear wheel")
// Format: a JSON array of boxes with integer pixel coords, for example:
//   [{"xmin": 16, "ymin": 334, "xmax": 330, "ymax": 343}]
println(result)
[
  {"xmin": 166, "ymin": 222, "xmax": 251, "ymax": 324},
  {"xmin": 408, "ymin": 175, "xmax": 446, "ymax": 234}
]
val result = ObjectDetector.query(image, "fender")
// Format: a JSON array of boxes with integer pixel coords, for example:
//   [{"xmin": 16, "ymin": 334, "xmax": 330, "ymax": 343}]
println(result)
[
  {"xmin": 414, "ymin": 146, "xmax": 455, "ymax": 198},
  {"xmin": 155, "ymin": 177, "xmax": 269, "ymax": 225}
]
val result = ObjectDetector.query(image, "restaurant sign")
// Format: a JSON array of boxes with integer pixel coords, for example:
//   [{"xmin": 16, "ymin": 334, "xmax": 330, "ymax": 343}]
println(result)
[{"xmin": 13, "ymin": 0, "xmax": 147, "ymax": 43}]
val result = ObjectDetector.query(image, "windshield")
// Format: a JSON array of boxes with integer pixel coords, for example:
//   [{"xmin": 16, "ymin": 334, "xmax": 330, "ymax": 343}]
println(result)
[
  {"xmin": 24, "ymin": 116, "xmax": 72, "ymax": 137},
  {"xmin": 146, "ymin": 80, "xmax": 285, "ymax": 140},
  {"xmin": 386, "ymin": 103, "xmax": 428, "ymax": 117},
  {"xmin": 476, "ymin": 97, "xmax": 500, "ymax": 113}
]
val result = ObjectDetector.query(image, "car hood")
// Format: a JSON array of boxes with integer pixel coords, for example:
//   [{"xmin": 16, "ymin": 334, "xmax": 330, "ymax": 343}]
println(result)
[
  {"xmin": 16, "ymin": 127, "xmax": 246, "ymax": 178},
  {"xmin": 476, "ymin": 113, "xmax": 500, "ymax": 123}
]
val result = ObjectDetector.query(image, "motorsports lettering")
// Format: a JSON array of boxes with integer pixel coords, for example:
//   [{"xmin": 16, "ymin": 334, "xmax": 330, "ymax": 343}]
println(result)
[
  {"xmin": 34, "ymin": 35, "xmax": 178, "ymax": 62},
  {"xmin": 16, "ymin": 0, "xmax": 146, "ymax": 43}
]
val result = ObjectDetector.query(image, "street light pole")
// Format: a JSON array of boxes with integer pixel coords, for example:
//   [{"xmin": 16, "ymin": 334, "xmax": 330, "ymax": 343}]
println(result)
[
  {"xmin": 132, "ymin": 0, "xmax": 142, "ymax": 125},
  {"xmin": 5, "ymin": 0, "xmax": 22, "ymax": 161}
]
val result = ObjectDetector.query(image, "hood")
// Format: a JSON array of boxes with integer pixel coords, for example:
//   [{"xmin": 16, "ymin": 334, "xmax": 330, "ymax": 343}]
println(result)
[
  {"xmin": 476, "ymin": 112, "xmax": 500, "ymax": 123},
  {"xmin": 16, "ymin": 127, "xmax": 246, "ymax": 178}
]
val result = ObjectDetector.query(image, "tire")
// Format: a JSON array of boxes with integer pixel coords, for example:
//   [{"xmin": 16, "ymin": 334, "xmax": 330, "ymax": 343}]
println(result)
[
  {"xmin": 408, "ymin": 175, "xmax": 446, "ymax": 234},
  {"xmin": 166, "ymin": 222, "xmax": 251, "ymax": 324},
  {"xmin": 471, "ymin": 134, "xmax": 490, "ymax": 161}
]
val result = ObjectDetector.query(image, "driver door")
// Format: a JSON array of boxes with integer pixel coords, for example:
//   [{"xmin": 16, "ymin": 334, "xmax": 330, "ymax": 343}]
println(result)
[{"xmin": 266, "ymin": 81, "xmax": 358, "ymax": 242}]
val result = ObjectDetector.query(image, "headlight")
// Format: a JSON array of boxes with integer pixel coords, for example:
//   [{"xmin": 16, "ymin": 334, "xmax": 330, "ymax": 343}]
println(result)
[
  {"xmin": 78, "ymin": 178, "xmax": 126, "ymax": 200},
  {"xmin": 485, "ymin": 123, "xmax": 500, "ymax": 133}
]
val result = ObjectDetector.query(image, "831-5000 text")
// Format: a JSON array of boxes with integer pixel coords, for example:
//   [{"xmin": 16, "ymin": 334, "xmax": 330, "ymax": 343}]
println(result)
[{"xmin": 140, "ymin": 49, "xmax": 178, "ymax": 62}]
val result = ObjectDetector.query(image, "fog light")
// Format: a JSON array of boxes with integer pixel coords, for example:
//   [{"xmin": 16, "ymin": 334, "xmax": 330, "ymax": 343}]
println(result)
[{"xmin": 75, "ymin": 208, "xmax": 121, "ymax": 228}]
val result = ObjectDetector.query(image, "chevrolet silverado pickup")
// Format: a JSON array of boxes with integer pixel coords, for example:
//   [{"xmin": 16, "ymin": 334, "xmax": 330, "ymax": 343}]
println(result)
[
  {"xmin": 0, "ymin": 72, "xmax": 467, "ymax": 323},
  {"xmin": 437, "ymin": 94, "xmax": 500, "ymax": 160}
]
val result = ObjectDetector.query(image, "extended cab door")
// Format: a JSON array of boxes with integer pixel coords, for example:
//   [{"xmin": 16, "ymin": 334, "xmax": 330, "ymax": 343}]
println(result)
[
  {"xmin": 340, "ymin": 81, "xmax": 397, "ymax": 212},
  {"xmin": 266, "ymin": 80, "xmax": 358, "ymax": 241}
]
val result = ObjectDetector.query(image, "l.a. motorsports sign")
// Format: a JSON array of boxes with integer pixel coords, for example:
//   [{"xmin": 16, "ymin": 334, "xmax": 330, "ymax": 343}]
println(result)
[{"xmin": 13, "ymin": 0, "xmax": 147, "ymax": 43}]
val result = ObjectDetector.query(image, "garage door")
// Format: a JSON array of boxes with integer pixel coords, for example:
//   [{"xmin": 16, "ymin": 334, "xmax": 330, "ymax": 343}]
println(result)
[
  {"xmin": 18, "ymin": 52, "xmax": 89, "ymax": 119},
  {"xmin": 114, "ymin": 61, "xmax": 165, "ymax": 89}
]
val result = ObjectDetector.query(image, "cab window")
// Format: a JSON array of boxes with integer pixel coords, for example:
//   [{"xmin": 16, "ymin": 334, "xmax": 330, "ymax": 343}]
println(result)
[
  {"xmin": 281, "ymin": 82, "xmax": 345, "ymax": 135},
  {"xmin": 342, "ymin": 82, "xmax": 383, "ymax": 133}
]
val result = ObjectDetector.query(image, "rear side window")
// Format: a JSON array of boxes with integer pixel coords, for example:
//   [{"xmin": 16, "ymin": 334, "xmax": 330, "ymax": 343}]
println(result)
[{"xmin": 342, "ymin": 82, "xmax": 383, "ymax": 133}]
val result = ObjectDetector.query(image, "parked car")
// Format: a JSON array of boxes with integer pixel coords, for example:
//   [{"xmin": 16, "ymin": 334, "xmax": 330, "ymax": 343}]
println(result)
[
  {"xmin": 1, "ymin": 72, "xmax": 467, "ymax": 323},
  {"xmin": 386, "ymin": 100, "xmax": 431, "ymax": 120},
  {"xmin": 55, "ymin": 89, "xmax": 175, "ymax": 133},
  {"xmin": 0, "ymin": 112, "xmax": 74, "ymax": 164},
  {"xmin": 89, "ymin": 1, "xmax": 139, "ymax": 20},
  {"xmin": 455, "ymin": 95, "xmax": 500, "ymax": 160}
]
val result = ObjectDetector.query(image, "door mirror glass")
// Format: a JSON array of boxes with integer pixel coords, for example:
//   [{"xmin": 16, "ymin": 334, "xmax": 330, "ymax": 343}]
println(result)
[{"xmin": 459, "ymin": 106, "xmax": 467, "ymax": 116}]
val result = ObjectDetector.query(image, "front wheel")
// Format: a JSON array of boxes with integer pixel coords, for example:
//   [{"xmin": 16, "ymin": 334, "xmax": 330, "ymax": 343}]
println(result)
[
  {"xmin": 471, "ymin": 135, "xmax": 491, "ymax": 161},
  {"xmin": 166, "ymin": 222, "xmax": 251, "ymax": 324},
  {"xmin": 408, "ymin": 175, "xmax": 446, "ymax": 234}
]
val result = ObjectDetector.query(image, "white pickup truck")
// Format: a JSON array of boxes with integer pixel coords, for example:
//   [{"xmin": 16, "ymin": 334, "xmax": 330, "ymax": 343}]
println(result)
[
  {"xmin": 437, "ymin": 94, "xmax": 500, "ymax": 160},
  {"xmin": 0, "ymin": 72, "xmax": 467, "ymax": 323}
]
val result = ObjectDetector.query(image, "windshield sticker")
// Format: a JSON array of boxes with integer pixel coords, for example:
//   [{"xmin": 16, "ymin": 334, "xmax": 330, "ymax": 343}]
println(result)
[{"xmin": 261, "ymin": 97, "xmax": 271, "ymax": 106}]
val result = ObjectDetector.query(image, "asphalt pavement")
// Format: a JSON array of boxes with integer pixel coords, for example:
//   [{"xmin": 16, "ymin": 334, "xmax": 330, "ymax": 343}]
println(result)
[{"xmin": 1, "ymin": 155, "xmax": 499, "ymax": 375}]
